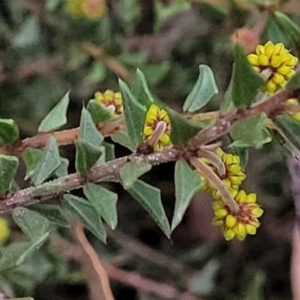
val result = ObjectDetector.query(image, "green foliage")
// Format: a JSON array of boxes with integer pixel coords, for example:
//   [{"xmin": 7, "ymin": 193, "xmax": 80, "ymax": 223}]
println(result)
[
  {"xmin": 38, "ymin": 92, "xmax": 70, "ymax": 132},
  {"xmin": 0, "ymin": 118, "xmax": 19, "ymax": 145},
  {"xmin": 31, "ymin": 137, "xmax": 61, "ymax": 185},
  {"xmin": 171, "ymin": 159, "xmax": 201, "ymax": 231},
  {"xmin": 286, "ymin": 70, "xmax": 300, "ymax": 92},
  {"xmin": 230, "ymin": 114, "xmax": 271, "ymax": 148},
  {"xmin": 128, "ymin": 180, "xmax": 171, "ymax": 237},
  {"xmin": 120, "ymin": 161, "xmax": 152, "ymax": 189},
  {"xmin": 87, "ymin": 99, "xmax": 113, "ymax": 123},
  {"xmin": 83, "ymin": 183, "xmax": 118, "ymax": 230},
  {"xmin": 183, "ymin": 65, "xmax": 218, "ymax": 113},
  {"xmin": 232, "ymin": 43, "xmax": 265, "ymax": 108},
  {"xmin": 0, "ymin": 155, "xmax": 19, "ymax": 196},
  {"xmin": 119, "ymin": 79, "xmax": 147, "ymax": 149},
  {"xmin": 63, "ymin": 194, "xmax": 107, "ymax": 242}
]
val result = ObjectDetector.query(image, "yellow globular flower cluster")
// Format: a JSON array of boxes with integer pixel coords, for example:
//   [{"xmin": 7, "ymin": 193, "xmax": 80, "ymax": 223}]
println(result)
[
  {"xmin": 196, "ymin": 148, "xmax": 263, "ymax": 241},
  {"xmin": 199, "ymin": 148, "xmax": 246, "ymax": 193},
  {"xmin": 94, "ymin": 90, "xmax": 123, "ymax": 115},
  {"xmin": 247, "ymin": 41, "xmax": 298, "ymax": 93},
  {"xmin": 0, "ymin": 217, "xmax": 10, "ymax": 244},
  {"xmin": 66, "ymin": 0, "xmax": 106, "ymax": 20},
  {"xmin": 212, "ymin": 190, "xmax": 263, "ymax": 241},
  {"xmin": 286, "ymin": 98, "xmax": 300, "ymax": 122},
  {"xmin": 143, "ymin": 104, "xmax": 171, "ymax": 151}
]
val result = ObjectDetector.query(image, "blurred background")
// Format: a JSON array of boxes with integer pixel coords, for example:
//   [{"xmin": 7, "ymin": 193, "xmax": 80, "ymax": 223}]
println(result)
[{"xmin": 0, "ymin": 0, "xmax": 300, "ymax": 299}]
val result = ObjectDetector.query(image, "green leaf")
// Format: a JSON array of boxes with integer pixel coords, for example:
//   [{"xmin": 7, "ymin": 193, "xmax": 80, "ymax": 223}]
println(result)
[
  {"xmin": 274, "ymin": 12, "xmax": 300, "ymax": 46},
  {"xmin": 128, "ymin": 180, "xmax": 171, "ymax": 237},
  {"xmin": 12, "ymin": 207, "xmax": 50, "ymax": 240},
  {"xmin": 111, "ymin": 130, "xmax": 135, "ymax": 151},
  {"xmin": 31, "ymin": 137, "xmax": 61, "ymax": 185},
  {"xmin": 78, "ymin": 107, "xmax": 104, "ymax": 146},
  {"xmin": 232, "ymin": 43, "xmax": 265, "ymax": 108},
  {"xmin": 63, "ymin": 194, "xmax": 107, "ymax": 242},
  {"xmin": 54, "ymin": 157, "xmax": 69, "ymax": 178},
  {"xmin": 172, "ymin": 159, "xmax": 201, "ymax": 231},
  {"xmin": 230, "ymin": 113, "xmax": 271, "ymax": 148},
  {"xmin": 0, "ymin": 237, "xmax": 49, "ymax": 272},
  {"xmin": 38, "ymin": 92, "xmax": 70, "ymax": 132},
  {"xmin": 87, "ymin": 99, "xmax": 113, "ymax": 124},
  {"xmin": 0, "ymin": 155, "xmax": 19, "ymax": 196},
  {"xmin": 119, "ymin": 79, "xmax": 147, "ymax": 149},
  {"xmin": 22, "ymin": 148, "xmax": 43, "ymax": 180},
  {"xmin": 166, "ymin": 108, "xmax": 205, "ymax": 146},
  {"xmin": 286, "ymin": 70, "xmax": 300, "ymax": 92},
  {"xmin": 103, "ymin": 142, "xmax": 115, "ymax": 161},
  {"xmin": 276, "ymin": 114, "xmax": 300, "ymax": 149},
  {"xmin": 132, "ymin": 69, "xmax": 154, "ymax": 107},
  {"xmin": 0, "ymin": 118, "xmax": 19, "ymax": 144},
  {"xmin": 183, "ymin": 65, "xmax": 218, "ymax": 113},
  {"xmin": 83, "ymin": 183, "xmax": 118, "ymax": 230},
  {"xmin": 13, "ymin": 17, "xmax": 39, "ymax": 48},
  {"xmin": 29, "ymin": 204, "xmax": 69, "ymax": 228},
  {"xmin": 75, "ymin": 140, "xmax": 103, "ymax": 174},
  {"xmin": 220, "ymin": 77, "xmax": 234, "ymax": 115},
  {"xmin": 120, "ymin": 161, "xmax": 152, "ymax": 189}
]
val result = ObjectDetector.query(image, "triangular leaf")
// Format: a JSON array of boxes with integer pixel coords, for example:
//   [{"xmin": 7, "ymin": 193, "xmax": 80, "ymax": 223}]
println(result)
[
  {"xmin": 75, "ymin": 139, "xmax": 103, "ymax": 174},
  {"xmin": 220, "ymin": 77, "xmax": 234, "ymax": 115},
  {"xmin": 0, "ymin": 118, "xmax": 19, "ymax": 144},
  {"xmin": 166, "ymin": 108, "xmax": 205, "ymax": 146},
  {"xmin": 120, "ymin": 161, "xmax": 152, "ymax": 189},
  {"xmin": 183, "ymin": 65, "xmax": 218, "ymax": 113},
  {"xmin": 230, "ymin": 113, "xmax": 271, "ymax": 148},
  {"xmin": 171, "ymin": 159, "xmax": 201, "ymax": 231},
  {"xmin": 78, "ymin": 107, "xmax": 103, "ymax": 146},
  {"xmin": 31, "ymin": 137, "xmax": 61, "ymax": 185},
  {"xmin": 0, "ymin": 155, "xmax": 19, "ymax": 196},
  {"xmin": 87, "ymin": 99, "xmax": 113, "ymax": 124},
  {"xmin": 103, "ymin": 142, "xmax": 115, "ymax": 161},
  {"xmin": 84, "ymin": 183, "xmax": 118, "ymax": 230},
  {"xmin": 132, "ymin": 69, "xmax": 154, "ymax": 107},
  {"xmin": 63, "ymin": 194, "xmax": 107, "ymax": 242},
  {"xmin": 119, "ymin": 79, "xmax": 147, "ymax": 149},
  {"xmin": 54, "ymin": 157, "xmax": 69, "ymax": 178},
  {"xmin": 111, "ymin": 130, "xmax": 135, "ymax": 151},
  {"xmin": 22, "ymin": 148, "xmax": 43, "ymax": 180},
  {"xmin": 38, "ymin": 92, "xmax": 70, "ymax": 132},
  {"xmin": 29, "ymin": 204, "xmax": 69, "ymax": 228},
  {"xmin": 12, "ymin": 207, "xmax": 50, "ymax": 240},
  {"xmin": 128, "ymin": 180, "xmax": 171, "ymax": 237},
  {"xmin": 286, "ymin": 70, "xmax": 300, "ymax": 92},
  {"xmin": 232, "ymin": 43, "xmax": 265, "ymax": 108}
]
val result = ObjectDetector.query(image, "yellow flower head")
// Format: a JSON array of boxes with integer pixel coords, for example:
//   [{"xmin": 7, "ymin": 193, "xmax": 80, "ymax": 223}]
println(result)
[
  {"xmin": 247, "ymin": 41, "xmax": 298, "ymax": 93},
  {"xmin": 94, "ymin": 90, "xmax": 123, "ymax": 115},
  {"xmin": 0, "ymin": 217, "xmax": 10, "ymax": 244},
  {"xmin": 143, "ymin": 104, "xmax": 171, "ymax": 151},
  {"xmin": 197, "ymin": 148, "xmax": 246, "ymax": 193},
  {"xmin": 212, "ymin": 189, "xmax": 263, "ymax": 241},
  {"xmin": 286, "ymin": 98, "xmax": 300, "ymax": 122},
  {"xmin": 66, "ymin": 0, "xmax": 106, "ymax": 19}
]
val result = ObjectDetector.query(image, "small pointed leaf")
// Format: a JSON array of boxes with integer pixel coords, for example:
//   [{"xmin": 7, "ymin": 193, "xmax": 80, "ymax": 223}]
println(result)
[
  {"xmin": 132, "ymin": 69, "xmax": 154, "ymax": 107},
  {"xmin": 63, "ymin": 194, "xmax": 107, "ymax": 242},
  {"xmin": 111, "ymin": 130, "xmax": 135, "ymax": 151},
  {"xmin": 103, "ymin": 142, "xmax": 115, "ymax": 161},
  {"xmin": 183, "ymin": 65, "xmax": 218, "ymax": 113},
  {"xmin": 166, "ymin": 108, "xmax": 205, "ymax": 146},
  {"xmin": 13, "ymin": 207, "xmax": 50, "ymax": 240},
  {"xmin": 0, "ymin": 118, "xmax": 19, "ymax": 144},
  {"xmin": 29, "ymin": 204, "xmax": 69, "ymax": 228},
  {"xmin": 286, "ymin": 70, "xmax": 300, "ymax": 92},
  {"xmin": 119, "ymin": 79, "xmax": 147, "ymax": 149},
  {"xmin": 128, "ymin": 180, "xmax": 171, "ymax": 237},
  {"xmin": 120, "ymin": 161, "xmax": 152, "ymax": 189},
  {"xmin": 75, "ymin": 140, "xmax": 103, "ymax": 174},
  {"xmin": 31, "ymin": 137, "xmax": 61, "ymax": 185},
  {"xmin": 22, "ymin": 148, "xmax": 43, "ymax": 180},
  {"xmin": 38, "ymin": 92, "xmax": 70, "ymax": 132},
  {"xmin": 232, "ymin": 43, "xmax": 265, "ymax": 108},
  {"xmin": 0, "ymin": 155, "xmax": 19, "ymax": 196},
  {"xmin": 87, "ymin": 99, "xmax": 113, "ymax": 124},
  {"xmin": 84, "ymin": 183, "xmax": 118, "ymax": 230},
  {"xmin": 230, "ymin": 113, "xmax": 271, "ymax": 148},
  {"xmin": 172, "ymin": 159, "xmax": 201, "ymax": 231}
]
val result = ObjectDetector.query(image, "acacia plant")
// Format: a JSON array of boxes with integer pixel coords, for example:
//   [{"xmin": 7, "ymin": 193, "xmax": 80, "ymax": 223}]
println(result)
[{"xmin": 0, "ymin": 1, "xmax": 300, "ymax": 299}]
